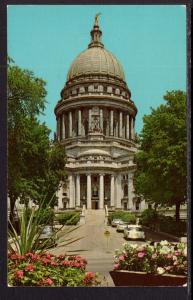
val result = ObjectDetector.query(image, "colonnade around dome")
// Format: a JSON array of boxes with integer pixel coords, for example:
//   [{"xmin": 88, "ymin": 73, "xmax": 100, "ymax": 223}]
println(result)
[{"xmin": 56, "ymin": 106, "xmax": 135, "ymax": 141}]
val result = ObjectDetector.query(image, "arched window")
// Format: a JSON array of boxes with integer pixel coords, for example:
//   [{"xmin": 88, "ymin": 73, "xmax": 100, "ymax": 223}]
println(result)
[
  {"xmin": 124, "ymin": 184, "xmax": 128, "ymax": 196},
  {"xmin": 107, "ymin": 86, "xmax": 112, "ymax": 93},
  {"xmin": 79, "ymin": 86, "xmax": 85, "ymax": 94},
  {"xmin": 115, "ymin": 88, "xmax": 120, "ymax": 95},
  {"xmin": 88, "ymin": 85, "xmax": 94, "ymax": 92},
  {"xmin": 98, "ymin": 85, "xmax": 104, "ymax": 92}
]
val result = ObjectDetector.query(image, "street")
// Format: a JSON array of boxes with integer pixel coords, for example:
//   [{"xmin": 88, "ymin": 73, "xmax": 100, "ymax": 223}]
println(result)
[{"xmin": 51, "ymin": 209, "xmax": 177, "ymax": 286}]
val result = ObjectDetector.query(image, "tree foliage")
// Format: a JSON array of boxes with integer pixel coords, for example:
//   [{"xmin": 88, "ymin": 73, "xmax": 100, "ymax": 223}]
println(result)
[
  {"xmin": 8, "ymin": 60, "xmax": 66, "ymax": 218},
  {"xmin": 134, "ymin": 90, "xmax": 187, "ymax": 221}
]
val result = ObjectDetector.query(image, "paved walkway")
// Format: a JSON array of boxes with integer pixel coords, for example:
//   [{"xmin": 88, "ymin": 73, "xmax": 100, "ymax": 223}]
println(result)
[{"xmin": 52, "ymin": 209, "xmax": 126, "ymax": 286}]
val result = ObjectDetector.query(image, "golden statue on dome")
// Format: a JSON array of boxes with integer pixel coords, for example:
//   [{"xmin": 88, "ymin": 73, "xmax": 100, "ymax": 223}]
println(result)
[{"xmin": 94, "ymin": 13, "xmax": 101, "ymax": 26}]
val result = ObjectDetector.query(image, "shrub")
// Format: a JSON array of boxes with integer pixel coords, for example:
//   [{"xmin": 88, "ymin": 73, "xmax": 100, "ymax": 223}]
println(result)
[
  {"xmin": 139, "ymin": 208, "xmax": 159, "ymax": 227},
  {"xmin": 159, "ymin": 217, "xmax": 187, "ymax": 237},
  {"xmin": 35, "ymin": 208, "xmax": 55, "ymax": 225},
  {"xmin": 109, "ymin": 211, "xmax": 136, "ymax": 225},
  {"xmin": 139, "ymin": 209, "xmax": 187, "ymax": 237},
  {"xmin": 56, "ymin": 212, "xmax": 80, "ymax": 225},
  {"xmin": 8, "ymin": 253, "xmax": 100, "ymax": 287}
]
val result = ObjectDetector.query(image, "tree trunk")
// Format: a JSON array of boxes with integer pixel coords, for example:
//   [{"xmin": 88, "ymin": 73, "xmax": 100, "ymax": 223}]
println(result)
[
  {"xmin": 175, "ymin": 202, "xmax": 180, "ymax": 222},
  {"xmin": 9, "ymin": 194, "xmax": 17, "ymax": 224}
]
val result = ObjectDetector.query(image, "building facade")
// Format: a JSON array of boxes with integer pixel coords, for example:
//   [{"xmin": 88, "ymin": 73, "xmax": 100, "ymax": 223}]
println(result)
[{"xmin": 54, "ymin": 17, "xmax": 142, "ymax": 211}]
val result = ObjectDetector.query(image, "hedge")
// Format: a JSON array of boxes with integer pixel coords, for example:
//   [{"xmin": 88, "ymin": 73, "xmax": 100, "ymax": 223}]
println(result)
[
  {"xmin": 108, "ymin": 211, "xmax": 136, "ymax": 225},
  {"xmin": 56, "ymin": 212, "xmax": 80, "ymax": 225}
]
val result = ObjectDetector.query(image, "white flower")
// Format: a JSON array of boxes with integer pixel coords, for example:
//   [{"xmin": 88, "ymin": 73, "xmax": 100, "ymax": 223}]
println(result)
[
  {"xmin": 130, "ymin": 244, "xmax": 138, "ymax": 249},
  {"xmin": 157, "ymin": 267, "xmax": 165, "ymax": 275},
  {"xmin": 159, "ymin": 246, "xmax": 170, "ymax": 254},
  {"xmin": 147, "ymin": 245, "xmax": 154, "ymax": 251},
  {"xmin": 183, "ymin": 247, "xmax": 187, "ymax": 257},
  {"xmin": 173, "ymin": 255, "xmax": 177, "ymax": 261},
  {"xmin": 160, "ymin": 240, "xmax": 169, "ymax": 246}
]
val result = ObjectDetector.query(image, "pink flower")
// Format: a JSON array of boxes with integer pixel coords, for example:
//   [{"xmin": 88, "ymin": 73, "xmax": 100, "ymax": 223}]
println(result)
[
  {"xmin": 50, "ymin": 261, "xmax": 58, "ymax": 266},
  {"xmin": 167, "ymin": 254, "xmax": 173, "ymax": 259},
  {"xmin": 86, "ymin": 272, "xmax": 95, "ymax": 277},
  {"xmin": 83, "ymin": 272, "xmax": 96, "ymax": 285},
  {"xmin": 25, "ymin": 264, "xmax": 35, "ymax": 272},
  {"xmin": 42, "ymin": 258, "xmax": 50, "ymax": 265},
  {"xmin": 175, "ymin": 251, "xmax": 181, "ymax": 256},
  {"xmin": 114, "ymin": 263, "xmax": 120, "ymax": 270},
  {"xmin": 43, "ymin": 278, "xmax": 54, "ymax": 286},
  {"xmin": 119, "ymin": 255, "xmax": 125, "ymax": 261},
  {"xmin": 138, "ymin": 252, "xmax": 145, "ymax": 258},
  {"xmin": 10, "ymin": 254, "xmax": 19, "ymax": 260},
  {"xmin": 25, "ymin": 253, "xmax": 34, "ymax": 258},
  {"xmin": 15, "ymin": 270, "xmax": 24, "ymax": 279}
]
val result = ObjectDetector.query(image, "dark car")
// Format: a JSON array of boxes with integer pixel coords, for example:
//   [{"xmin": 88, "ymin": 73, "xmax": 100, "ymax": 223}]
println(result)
[{"xmin": 38, "ymin": 225, "xmax": 57, "ymax": 248}]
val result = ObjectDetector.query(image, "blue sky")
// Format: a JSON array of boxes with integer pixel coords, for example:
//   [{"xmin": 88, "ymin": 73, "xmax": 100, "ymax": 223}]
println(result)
[{"xmin": 8, "ymin": 5, "xmax": 186, "ymax": 138}]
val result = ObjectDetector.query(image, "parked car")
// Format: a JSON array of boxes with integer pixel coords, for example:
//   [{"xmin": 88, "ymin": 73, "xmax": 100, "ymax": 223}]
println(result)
[
  {"xmin": 111, "ymin": 219, "xmax": 122, "ymax": 227},
  {"xmin": 38, "ymin": 225, "xmax": 57, "ymax": 248},
  {"xmin": 116, "ymin": 220, "xmax": 129, "ymax": 232},
  {"xmin": 123, "ymin": 225, "xmax": 145, "ymax": 241}
]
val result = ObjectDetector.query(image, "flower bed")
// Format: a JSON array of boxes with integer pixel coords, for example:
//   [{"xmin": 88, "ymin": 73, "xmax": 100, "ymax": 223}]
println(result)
[
  {"xmin": 113, "ymin": 240, "xmax": 187, "ymax": 276},
  {"xmin": 8, "ymin": 252, "xmax": 100, "ymax": 287}
]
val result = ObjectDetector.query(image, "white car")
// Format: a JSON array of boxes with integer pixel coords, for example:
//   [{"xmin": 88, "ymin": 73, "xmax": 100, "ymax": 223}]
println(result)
[
  {"xmin": 116, "ymin": 221, "xmax": 129, "ymax": 232},
  {"xmin": 111, "ymin": 218, "xmax": 122, "ymax": 227},
  {"xmin": 124, "ymin": 225, "xmax": 145, "ymax": 241}
]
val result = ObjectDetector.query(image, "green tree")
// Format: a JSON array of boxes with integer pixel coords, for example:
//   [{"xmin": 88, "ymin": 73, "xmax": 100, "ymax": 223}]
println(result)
[
  {"xmin": 8, "ymin": 60, "xmax": 66, "ymax": 220},
  {"xmin": 134, "ymin": 90, "xmax": 186, "ymax": 221}
]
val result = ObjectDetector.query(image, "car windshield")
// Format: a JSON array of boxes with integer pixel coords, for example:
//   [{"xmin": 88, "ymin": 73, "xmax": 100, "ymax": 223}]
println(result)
[
  {"xmin": 114, "ymin": 219, "xmax": 121, "ymax": 222},
  {"xmin": 127, "ymin": 227, "xmax": 143, "ymax": 231}
]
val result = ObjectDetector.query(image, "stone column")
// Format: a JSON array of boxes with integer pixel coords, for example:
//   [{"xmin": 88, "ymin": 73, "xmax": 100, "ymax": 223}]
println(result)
[
  {"xmin": 69, "ymin": 111, "xmax": 72, "ymax": 137},
  {"xmin": 130, "ymin": 116, "xmax": 135, "ymax": 140},
  {"xmin": 61, "ymin": 113, "xmax": 65, "ymax": 140},
  {"xmin": 128, "ymin": 172, "xmax": 135, "ymax": 210},
  {"xmin": 100, "ymin": 109, "xmax": 103, "ymax": 133},
  {"xmin": 57, "ymin": 183, "xmax": 63, "ymax": 209},
  {"xmin": 115, "ymin": 174, "xmax": 122, "ymax": 209},
  {"xmin": 57, "ymin": 116, "xmax": 60, "ymax": 141},
  {"xmin": 87, "ymin": 174, "xmax": 91, "ymax": 209},
  {"xmin": 78, "ymin": 110, "xmax": 82, "ymax": 136},
  {"xmin": 76, "ymin": 174, "xmax": 80, "ymax": 207},
  {"xmin": 126, "ymin": 114, "xmax": 130, "ymax": 139},
  {"xmin": 69, "ymin": 175, "xmax": 74, "ymax": 208},
  {"xmin": 110, "ymin": 110, "xmax": 114, "ymax": 136},
  {"xmin": 122, "ymin": 114, "xmax": 126, "ymax": 138},
  {"xmin": 132, "ymin": 117, "xmax": 135, "ymax": 140},
  {"xmin": 99, "ymin": 174, "xmax": 104, "ymax": 209},
  {"xmin": 119, "ymin": 111, "xmax": 123, "ymax": 138},
  {"xmin": 88, "ymin": 109, "xmax": 92, "ymax": 132},
  {"xmin": 110, "ymin": 175, "xmax": 115, "ymax": 207}
]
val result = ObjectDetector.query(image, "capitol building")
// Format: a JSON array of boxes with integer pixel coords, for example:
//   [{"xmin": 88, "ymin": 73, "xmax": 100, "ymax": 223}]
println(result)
[{"xmin": 55, "ymin": 16, "xmax": 143, "ymax": 212}]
